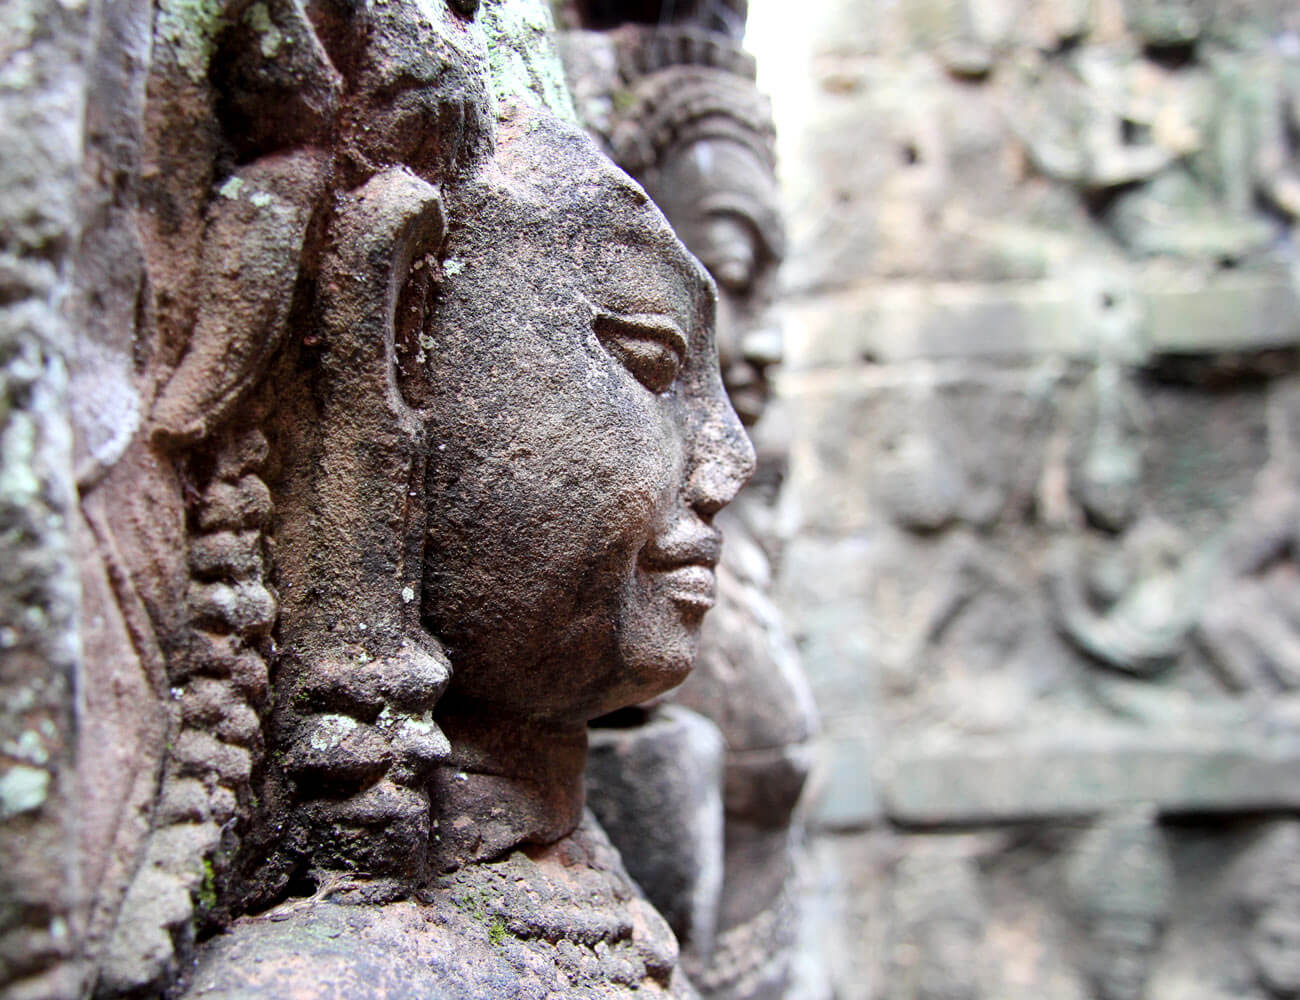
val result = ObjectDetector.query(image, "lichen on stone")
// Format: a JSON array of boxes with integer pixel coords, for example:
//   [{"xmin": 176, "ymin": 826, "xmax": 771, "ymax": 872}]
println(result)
[
  {"xmin": 155, "ymin": 0, "xmax": 227, "ymax": 84},
  {"xmin": 0, "ymin": 764, "xmax": 50, "ymax": 819},
  {"xmin": 480, "ymin": 0, "xmax": 579, "ymax": 124}
]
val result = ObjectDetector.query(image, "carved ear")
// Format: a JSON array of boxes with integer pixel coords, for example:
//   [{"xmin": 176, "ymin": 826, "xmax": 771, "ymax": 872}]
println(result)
[
  {"xmin": 286, "ymin": 165, "xmax": 448, "ymax": 681},
  {"xmin": 268, "ymin": 167, "xmax": 450, "ymax": 879},
  {"xmin": 150, "ymin": 150, "xmax": 328, "ymax": 445}
]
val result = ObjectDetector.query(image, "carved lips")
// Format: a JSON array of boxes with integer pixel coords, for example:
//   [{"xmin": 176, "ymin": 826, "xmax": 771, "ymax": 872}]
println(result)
[{"xmin": 641, "ymin": 523, "xmax": 723, "ymax": 612}]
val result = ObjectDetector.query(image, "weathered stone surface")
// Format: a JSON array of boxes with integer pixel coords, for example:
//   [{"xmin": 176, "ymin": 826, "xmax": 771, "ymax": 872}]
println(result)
[
  {"xmin": 182, "ymin": 815, "xmax": 692, "ymax": 999},
  {"xmin": 781, "ymin": 274, "xmax": 1300, "ymax": 371},
  {"xmin": 885, "ymin": 851, "xmax": 990, "ymax": 1000},
  {"xmin": 587, "ymin": 706, "xmax": 726, "ymax": 954},
  {"xmin": 6, "ymin": 0, "xmax": 766, "ymax": 993},
  {"xmin": 882, "ymin": 734, "xmax": 1300, "ymax": 824},
  {"xmin": 1, "ymin": 0, "xmax": 91, "ymax": 995},
  {"xmin": 797, "ymin": 816, "xmax": 1300, "ymax": 1000}
]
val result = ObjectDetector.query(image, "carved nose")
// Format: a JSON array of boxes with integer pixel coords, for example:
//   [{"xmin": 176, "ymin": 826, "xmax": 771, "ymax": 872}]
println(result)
[{"xmin": 686, "ymin": 399, "xmax": 756, "ymax": 518}]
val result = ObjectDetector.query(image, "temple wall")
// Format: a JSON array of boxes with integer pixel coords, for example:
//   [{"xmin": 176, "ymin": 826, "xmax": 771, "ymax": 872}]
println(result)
[{"xmin": 749, "ymin": 1, "xmax": 1300, "ymax": 997}]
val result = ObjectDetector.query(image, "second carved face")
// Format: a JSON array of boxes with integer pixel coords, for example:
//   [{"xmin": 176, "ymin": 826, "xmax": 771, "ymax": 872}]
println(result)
[{"xmin": 641, "ymin": 136, "xmax": 785, "ymax": 427}]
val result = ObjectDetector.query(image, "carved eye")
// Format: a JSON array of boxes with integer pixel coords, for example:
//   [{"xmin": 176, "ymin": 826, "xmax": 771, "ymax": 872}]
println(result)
[
  {"xmin": 593, "ymin": 312, "xmax": 688, "ymax": 395},
  {"xmin": 700, "ymin": 214, "xmax": 760, "ymax": 294}
]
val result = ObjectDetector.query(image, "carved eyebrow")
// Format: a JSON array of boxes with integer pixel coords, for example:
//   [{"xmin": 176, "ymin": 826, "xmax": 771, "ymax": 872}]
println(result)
[{"xmin": 592, "ymin": 311, "xmax": 689, "ymax": 360}]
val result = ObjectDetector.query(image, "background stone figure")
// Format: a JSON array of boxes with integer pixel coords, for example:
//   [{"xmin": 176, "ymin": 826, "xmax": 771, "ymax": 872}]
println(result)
[
  {"xmin": 1065, "ymin": 809, "xmax": 1174, "ymax": 1000},
  {"xmin": 559, "ymin": 12, "xmax": 820, "ymax": 1000}
]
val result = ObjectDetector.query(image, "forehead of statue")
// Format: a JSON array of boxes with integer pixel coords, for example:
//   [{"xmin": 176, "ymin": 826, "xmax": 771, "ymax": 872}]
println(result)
[
  {"xmin": 651, "ymin": 141, "xmax": 784, "ymax": 256},
  {"xmin": 472, "ymin": 108, "xmax": 713, "ymax": 321}
]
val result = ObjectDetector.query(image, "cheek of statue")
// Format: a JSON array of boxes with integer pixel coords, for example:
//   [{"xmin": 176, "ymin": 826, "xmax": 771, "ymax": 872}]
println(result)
[{"xmin": 418, "ymin": 312, "xmax": 688, "ymax": 721}]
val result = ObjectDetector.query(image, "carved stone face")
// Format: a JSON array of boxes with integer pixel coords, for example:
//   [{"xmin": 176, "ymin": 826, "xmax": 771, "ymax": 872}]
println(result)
[
  {"xmin": 1121, "ymin": 0, "xmax": 1216, "ymax": 46},
  {"xmin": 1250, "ymin": 905, "xmax": 1300, "ymax": 998},
  {"xmin": 418, "ymin": 110, "xmax": 754, "ymax": 726},
  {"xmin": 641, "ymin": 137, "xmax": 784, "ymax": 427}
]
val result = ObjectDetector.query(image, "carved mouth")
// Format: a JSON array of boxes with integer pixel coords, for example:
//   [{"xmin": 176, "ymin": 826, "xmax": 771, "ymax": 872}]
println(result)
[
  {"xmin": 640, "ymin": 526, "xmax": 721, "ymax": 611},
  {"xmin": 654, "ymin": 564, "xmax": 717, "ymax": 611}
]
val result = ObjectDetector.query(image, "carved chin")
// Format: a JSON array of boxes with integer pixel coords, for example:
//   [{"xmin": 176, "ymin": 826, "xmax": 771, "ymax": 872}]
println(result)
[{"xmin": 607, "ymin": 567, "xmax": 710, "ymax": 711}]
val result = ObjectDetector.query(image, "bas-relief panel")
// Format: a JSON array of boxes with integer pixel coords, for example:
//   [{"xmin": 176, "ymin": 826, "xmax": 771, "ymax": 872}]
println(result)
[
  {"xmin": 769, "ymin": 2, "xmax": 1300, "ymax": 996},
  {"xmin": 782, "ymin": 0, "xmax": 1300, "ymax": 295},
  {"xmin": 783, "ymin": 361, "xmax": 1300, "ymax": 822},
  {"xmin": 773, "ymin": 0, "xmax": 1300, "ymax": 814}
]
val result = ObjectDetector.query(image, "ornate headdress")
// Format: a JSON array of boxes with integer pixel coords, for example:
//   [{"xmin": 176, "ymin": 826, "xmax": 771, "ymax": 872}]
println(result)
[{"xmin": 603, "ymin": 25, "xmax": 785, "ymax": 262}]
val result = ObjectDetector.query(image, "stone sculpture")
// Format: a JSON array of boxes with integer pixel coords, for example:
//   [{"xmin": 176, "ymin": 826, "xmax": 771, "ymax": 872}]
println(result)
[
  {"xmin": 186, "ymin": 77, "xmax": 759, "ymax": 990},
  {"xmin": 1046, "ymin": 275, "xmax": 1205, "ymax": 682},
  {"xmin": 1065, "ymin": 809, "xmax": 1175, "ymax": 1000},
  {"xmin": 559, "ymin": 17, "xmax": 819, "ymax": 1000},
  {"xmin": 6, "ymin": 0, "xmax": 759, "ymax": 994}
]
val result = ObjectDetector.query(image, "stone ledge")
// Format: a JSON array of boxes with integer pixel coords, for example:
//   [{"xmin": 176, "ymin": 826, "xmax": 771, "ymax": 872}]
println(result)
[
  {"xmin": 783, "ymin": 272, "xmax": 1300, "ymax": 370},
  {"xmin": 878, "ymin": 730, "xmax": 1300, "ymax": 825}
]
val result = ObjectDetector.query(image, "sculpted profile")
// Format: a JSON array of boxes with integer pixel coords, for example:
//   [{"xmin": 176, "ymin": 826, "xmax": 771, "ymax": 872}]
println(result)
[
  {"xmin": 47, "ymin": 0, "xmax": 752, "ymax": 994},
  {"xmin": 559, "ymin": 20, "xmax": 817, "ymax": 999},
  {"xmin": 187, "ymin": 99, "xmax": 753, "ymax": 995}
]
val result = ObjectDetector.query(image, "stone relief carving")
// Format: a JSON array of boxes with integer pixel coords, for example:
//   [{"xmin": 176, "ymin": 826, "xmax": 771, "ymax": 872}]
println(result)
[
  {"xmin": 13, "ymin": 0, "xmax": 760, "ymax": 994},
  {"xmin": 187, "ymin": 76, "xmax": 755, "ymax": 992},
  {"xmin": 1064, "ymin": 809, "xmax": 1175, "ymax": 1000},
  {"xmin": 1240, "ymin": 821, "xmax": 1300, "ymax": 999},
  {"xmin": 1013, "ymin": 0, "xmax": 1296, "ymax": 262},
  {"xmin": 558, "ymin": 16, "xmax": 820, "ymax": 1000},
  {"xmin": 768, "ymin": 2, "xmax": 1300, "ymax": 992}
]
